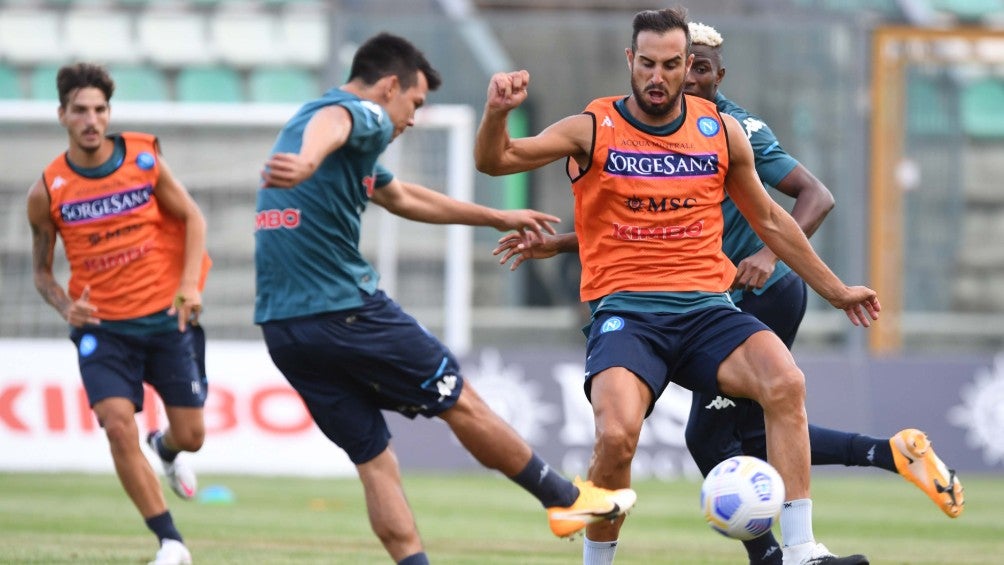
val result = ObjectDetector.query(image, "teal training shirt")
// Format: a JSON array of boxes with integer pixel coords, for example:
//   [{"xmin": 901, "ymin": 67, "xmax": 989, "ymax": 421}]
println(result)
[
  {"xmin": 716, "ymin": 91, "xmax": 800, "ymax": 302},
  {"xmin": 254, "ymin": 88, "xmax": 395, "ymax": 324}
]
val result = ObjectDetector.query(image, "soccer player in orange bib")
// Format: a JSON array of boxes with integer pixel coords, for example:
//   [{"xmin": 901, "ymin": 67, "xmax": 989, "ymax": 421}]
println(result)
[
  {"xmin": 475, "ymin": 8, "xmax": 877, "ymax": 565},
  {"xmin": 27, "ymin": 63, "xmax": 211, "ymax": 565}
]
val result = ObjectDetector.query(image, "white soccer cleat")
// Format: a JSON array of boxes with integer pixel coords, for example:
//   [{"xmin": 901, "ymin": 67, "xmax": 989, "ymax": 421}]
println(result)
[
  {"xmin": 147, "ymin": 431, "xmax": 198, "ymax": 500},
  {"xmin": 782, "ymin": 542, "xmax": 869, "ymax": 565},
  {"xmin": 148, "ymin": 539, "xmax": 192, "ymax": 565}
]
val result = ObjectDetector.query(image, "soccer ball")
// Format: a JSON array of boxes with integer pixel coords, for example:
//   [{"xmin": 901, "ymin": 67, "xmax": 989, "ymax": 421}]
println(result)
[{"xmin": 700, "ymin": 455, "xmax": 785, "ymax": 540}]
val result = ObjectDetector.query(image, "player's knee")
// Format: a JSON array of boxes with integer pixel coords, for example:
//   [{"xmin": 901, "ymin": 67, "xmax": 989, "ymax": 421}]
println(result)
[
  {"xmin": 595, "ymin": 421, "xmax": 641, "ymax": 469},
  {"xmin": 759, "ymin": 366, "xmax": 805, "ymax": 411},
  {"xmin": 101, "ymin": 415, "xmax": 137, "ymax": 448}
]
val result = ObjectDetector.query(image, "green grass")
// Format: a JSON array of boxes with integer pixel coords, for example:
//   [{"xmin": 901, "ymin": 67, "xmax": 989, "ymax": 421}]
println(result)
[{"xmin": 1, "ymin": 471, "xmax": 1003, "ymax": 564}]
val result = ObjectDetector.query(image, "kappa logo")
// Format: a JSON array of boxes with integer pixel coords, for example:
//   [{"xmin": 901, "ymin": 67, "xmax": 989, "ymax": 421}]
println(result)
[
  {"xmin": 601, "ymin": 116, "xmax": 614, "ymax": 128},
  {"xmin": 742, "ymin": 116, "xmax": 767, "ymax": 139},
  {"xmin": 704, "ymin": 396, "xmax": 736, "ymax": 410},
  {"xmin": 51, "ymin": 176, "xmax": 67, "ymax": 190},
  {"xmin": 360, "ymin": 100, "xmax": 385, "ymax": 123}
]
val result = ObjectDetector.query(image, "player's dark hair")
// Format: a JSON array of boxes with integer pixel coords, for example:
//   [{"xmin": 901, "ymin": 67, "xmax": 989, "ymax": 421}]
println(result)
[
  {"xmin": 57, "ymin": 62, "xmax": 114, "ymax": 108},
  {"xmin": 631, "ymin": 7, "xmax": 690, "ymax": 53},
  {"xmin": 348, "ymin": 32, "xmax": 442, "ymax": 92}
]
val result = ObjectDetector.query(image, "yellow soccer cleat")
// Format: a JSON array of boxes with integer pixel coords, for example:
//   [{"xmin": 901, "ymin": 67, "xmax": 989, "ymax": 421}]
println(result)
[
  {"xmin": 890, "ymin": 428, "xmax": 964, "ymax": 518},
  {"xmin": 546, "ymin": 477, "xmax": 637, "ymax": 538}
]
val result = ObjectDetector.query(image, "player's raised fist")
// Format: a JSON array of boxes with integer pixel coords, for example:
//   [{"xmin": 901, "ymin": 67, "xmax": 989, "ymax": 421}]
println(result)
[{"xmin": 487, "ymin": 70, "xmax": 531, "ymax": 111}]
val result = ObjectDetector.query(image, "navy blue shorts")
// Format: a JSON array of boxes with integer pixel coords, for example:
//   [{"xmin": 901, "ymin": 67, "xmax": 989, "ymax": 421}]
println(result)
[
  {"xmin": 686, "ymin": 271, "xmax": 807, "ymax": 474},
  {"xmin": 584, "ymin": 306, "xmax": 768, "ymax": 415},
  {"xmin": 71, "ymin": 324, "xmax": 208, "ymax": 411},
  {"xmin": 260, "ymin": 290, "xmax": 464, "ymax": 465}
]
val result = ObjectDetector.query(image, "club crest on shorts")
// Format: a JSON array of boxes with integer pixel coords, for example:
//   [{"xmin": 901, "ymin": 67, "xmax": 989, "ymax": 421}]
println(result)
[
  {"xmin": 601, "ymin": 316, "xmax": 625, "ymax": 333},
  {"xmin": 79, "ymin": 334, "xmax": 98, "ymax": 357}
]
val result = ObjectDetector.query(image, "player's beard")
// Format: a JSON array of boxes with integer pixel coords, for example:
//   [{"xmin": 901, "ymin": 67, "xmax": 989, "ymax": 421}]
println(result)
[{"xmin": 631, "ymin": 80, "xmax": 683, "ymax": 118}]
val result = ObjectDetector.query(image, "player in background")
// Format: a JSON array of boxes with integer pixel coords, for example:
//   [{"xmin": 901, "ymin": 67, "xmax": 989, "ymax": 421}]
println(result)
[
  {"xmin": 253, "ymin": 32, "xmax": 636, "ymax": 565},
  {"xmin": 26, "ymin": 62, "xmax": 212, "ymax": 565},
  {"xmin": 492, "ymin": 20, "xmax": 964, "ymax": 565},
  {"xmin": 475, "ymin": 7, "xmax": 879, "ymax": 565}
]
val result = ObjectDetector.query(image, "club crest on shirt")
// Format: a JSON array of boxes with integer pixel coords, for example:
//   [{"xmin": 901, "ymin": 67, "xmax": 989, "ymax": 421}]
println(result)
[{"xmin": 697, "ymin": 116, "xmax": 720, "ymax": 137}]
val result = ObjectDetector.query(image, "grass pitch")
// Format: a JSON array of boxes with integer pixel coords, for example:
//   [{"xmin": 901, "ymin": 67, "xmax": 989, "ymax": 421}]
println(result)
[{"xmin": 1, "ymin": 470, "xmax": 1002, "ymax": 564}]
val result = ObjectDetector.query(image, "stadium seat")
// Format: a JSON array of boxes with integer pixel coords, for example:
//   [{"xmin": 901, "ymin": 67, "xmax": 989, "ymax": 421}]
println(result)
[
  {"xmin": 249, "ymin": 67, "xmax": 318, "ymax": 103},
  {"xmin": 29, "ymin": 64, "xmax": 62, "ymax": 101},
  {"xmin": 907, "ymin": 74, "xmax": 955, "ymax": 136},
  {"xmin": 961, "ymin": 78, "xmax": 1004, "ymax": 138},
  {"xmin": 137, "ymin": 10, "xmax": 214, "ymax": 67},
  {"xmin": 0, "ymin": 65, "xmax": 21, "ymax": 99},
  {"xmin": 279, "ymin": 10, "xmax": 328, "ymax": 67},
  {"xmin": 64, "ymin": 9, "xmax": 140, "ymax": 65},
  {"xmin": 109, "ymin": 65, "xmax": 168, "ymax": 102},
  {"xmin": 210, "ymin": 11, "xmax": 284, "ymax": 68},
  {"xmin": 176, "ymin": 66, "xmax": 243, "ymax": 103},
  {"xmin": 930, "ymin": 0, "xmax": 1004, "ymax": 21},
  {"xmin": 0, "ymin": 10, "xmax": 66, "ymax": 65}
]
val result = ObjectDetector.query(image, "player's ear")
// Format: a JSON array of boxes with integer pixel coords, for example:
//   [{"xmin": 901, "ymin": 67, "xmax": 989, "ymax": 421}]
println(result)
[
  {"xmin": 384, "ymin": 75, "xmax": 400, "ymax": 101},
  {"xmin": 625, "ymin": 47, "xmax": 634, "ymax": 70}
]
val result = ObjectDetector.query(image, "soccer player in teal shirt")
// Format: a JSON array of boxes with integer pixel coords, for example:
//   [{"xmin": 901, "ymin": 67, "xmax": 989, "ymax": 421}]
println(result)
[{"xmin": 254, "ymin": 33, "xmax": 636, "ymax": 565}]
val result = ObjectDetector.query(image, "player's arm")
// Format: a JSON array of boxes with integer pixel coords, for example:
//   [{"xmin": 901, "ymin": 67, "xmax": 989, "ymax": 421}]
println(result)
[
  {"xmin": 493, "ymin": 231, "xmax": 578, "ymax": 271},
  {"xmin": 475, "ymin": 70, "xmax": 592, "ymax": 175},
  {"xmin": 27, "ymin": 178, "xmax": 99, "ymax": 326},
  {"xmin": 774, "ymin": 163, "xmax": 834, "ymax": 239},
  {"xmin": 262, "ymin": 105, "xmax": 352, "ymax": 188},
  {"xmin": 734, "ymin": 162, "xmax": 835, "ymax": 290},
  {"xmin": 154, "ymin": 155, "xmax": 208, "ymax": 331},
  {"xmin": 371, "ymin": 178, "xmax": 560, "ymax": 237},
  {"xmin": 722, "ymin": 113, "xmax": 879, "ymax": 326}
]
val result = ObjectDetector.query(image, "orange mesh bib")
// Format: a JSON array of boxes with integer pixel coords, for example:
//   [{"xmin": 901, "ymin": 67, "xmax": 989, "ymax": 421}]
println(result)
[
  {"xmin": 572, "ymin": 95, "xmax": 736, "ymax": 301},
  {"xmin": 43, "ymin": 132, "xmax": 209, "ymax": 320}
]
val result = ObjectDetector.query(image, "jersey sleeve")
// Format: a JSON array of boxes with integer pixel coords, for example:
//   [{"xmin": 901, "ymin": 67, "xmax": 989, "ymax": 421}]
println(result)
[
  {"xmin": 729, "ymin": 109, "xmax": 799, "ymax": 188},
  {"xmin": 342, "ymin": 100, "xmax": 394, "ymax": 154},
  {"xmin": 373, "ymin": 162, "xmax": 394, "ymax": 188}
]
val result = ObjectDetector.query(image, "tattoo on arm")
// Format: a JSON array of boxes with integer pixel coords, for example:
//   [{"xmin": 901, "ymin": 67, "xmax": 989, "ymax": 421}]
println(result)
[{"xmin": 30, "ymin": 223, "xmax": 71, "ymax": 319}]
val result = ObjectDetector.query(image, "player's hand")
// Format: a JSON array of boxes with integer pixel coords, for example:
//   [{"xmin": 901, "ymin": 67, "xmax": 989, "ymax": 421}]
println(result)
[
  {"xmin": 168, "ymin": 284, "xmax": 203, "ymax": 332},
  {"xmin": 261, "ymin": 153, "xmax": 316, "ymax": 189},
  {"xmin": 828, "ymin": 286, "xmax": 881, "ymax": 327},
  {"xmin": 493, "ymin": 232, "xmax": 561, "ymax": 271},
  {"xmin": 731, "ymin": 247, "xmax": 777, "ymax": 291},
  {"xmin": 486, "ymin": 70, "xmax": 531, "ymax": 112},
  {"xmin": 65, "ymin": 285, "xmax": 100, "ymax": 328},
  {"xmin": 493, "ymin": 209, "xmax": 560, "ymax": 240}
]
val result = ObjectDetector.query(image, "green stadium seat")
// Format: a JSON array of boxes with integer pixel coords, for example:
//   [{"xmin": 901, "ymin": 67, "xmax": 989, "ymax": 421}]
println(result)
[
  {"xmin": 961, "ymin": 78, "xmax": 1004, "ymax": 138},
  {"xmin": 249, "ymin": 67, "xmax": 318, "ymax": 103},
  {"xmin": 176, "ymin": 66, "xmax": 244, "ymax": 103},
  {"xmin": 0, "ymin": 65, "xmax": 21, "ymax": 99},
  {"xmin": 906, "ymin": 74, "xmax": 955, "ymax": 136},
  {"xmin": 29, "ymin": 64, "xmax": 62, "ymax": 101},
  {"xmin": 110, "ymin": 66, "xmax": 168, "ymax": 102},
  {"xmin": 930, "ymin": 0, "xmax": 1004, "ymax": 20}
]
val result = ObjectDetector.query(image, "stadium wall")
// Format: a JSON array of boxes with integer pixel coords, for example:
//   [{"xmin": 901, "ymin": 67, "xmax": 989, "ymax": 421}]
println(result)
[{"xmin": 2, "ymin": 339, "xmax": 1002, "ymax": 478}]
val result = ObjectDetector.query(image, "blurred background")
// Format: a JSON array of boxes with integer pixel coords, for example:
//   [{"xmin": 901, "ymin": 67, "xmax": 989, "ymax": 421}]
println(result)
[{"xmin": 1, "ymin": 0, "xmax": 1003, "ymax": 476}]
